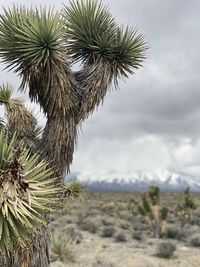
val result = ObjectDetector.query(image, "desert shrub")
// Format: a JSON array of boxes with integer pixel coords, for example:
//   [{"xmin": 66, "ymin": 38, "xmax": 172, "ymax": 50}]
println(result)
[
  {"xmin": 118, "ymin": 210, "xmax": 131, "ymax": 220},
  {"xmin": 115, "ymin": 231, "xmax": 127, "ymax": 242},
  {"xmin": 167, "ymin": 215, "xmax": 176, "ymax": 224},
  {"xmin": 167, "ymin": 227, "xmax": 180, "ymax": 239},
  {"xmin": 132, "ymin": 231, "xmax": 142, "ymax": 241},
  {"xmin": 133, "ymin": 225, "xmax": 139, "ymax": 231},
  {"xmin": 120, "ymin": 221, "xmax": 130, "ymax": 230},
  {"xmin": 50, "ymin": 236, "xmax": 75, "ymax": 263},
  {"xmin": 189, "ymin": 233, "xmax": 200, "ymax": 247},
  {"xmin": 167, "ymin": 226, "xmax": 190, "ymax": 241},
  {"xmin": 102, "ymin": 217, "xmax": 114, "ymax": 226},
  {"xmin": 189, "ymin": 216, "xmax": 200, "ymax": 226},
  {"xmin": 101, "ymin": 202, "xmax": 117, "ymax": 215},
  {"xmin": 77, "ymin": 213, "xmax": 85, "ymax": 224},
  {"xmin": 50, "ymin": 221, "xmax": 61, "ymax": 234},
  {"xmin": 133, "ymin": 222, "xmax": 145, "ymax": 232},
  {"xmin": 92, "ymin": 257, "xmax": 115, "ymax": 267},
  {"xmin": 57, "ymin": 215, "xmax": 73, "ymax": 226},
  {"xmin": 79, "ymin": 218, "xmax": 98, "ymax": 233},
  {"xmin": 64, "ymin": 227, "xmax": 83, "ymax": 244},
  {"xmin": 126, "ymin": 214, "xmax": 136, "ymax": 223},
  {"xmin": 65, "ymin": 217, "xmax": 74, "ymax": 224},
  {"xmin": 102, "ymin": 227, "xmax": 116, "ymax": 238},
  {"xmin": 156, "ymin": 242, "xmax": 176, "ymax": 258}
]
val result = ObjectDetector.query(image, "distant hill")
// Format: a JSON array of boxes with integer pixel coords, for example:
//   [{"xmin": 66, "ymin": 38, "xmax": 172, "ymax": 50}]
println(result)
[{"xmin": 67, "ymin": 170, "xmax": 200, "ymax": 192}]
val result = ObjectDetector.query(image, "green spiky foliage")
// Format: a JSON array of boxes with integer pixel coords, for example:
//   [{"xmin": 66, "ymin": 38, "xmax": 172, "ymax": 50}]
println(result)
[
  {"xmin": 65, "ymin": 179, "xmax": 84, "ymax": 199},
  {"xmin": 175, "ymin": 187, "xmax": 197, "ymax": 226},
  {"xmin": 184, "ymin": 187, "xmax": 197, "ymax": 209},
  {"xmin": 141, "ymin": 193, "xmax": 152, "ymax": 214},
  {"xmin": 149, "ymin": 186, "xmax": 160, "ymax": 205},
  {"xmin": 0, "ymin": 131, "xmax": 60, "ymax": 267},
  {"xmin": 131, "ymin": 186, "xmax": 169, "ymax": 238},
  {"xmin": 0, "ymin": 84, "xmax": 40, "ymax": 151},
  {"xmin": 64, "ymin": 0, "xmax": 147, "ymax": 118},
  {"xmin": 0, "ymin": 130, "xmax": 60, "ymax": 265},
  {"xmin": 51, "ymin": 235, "xmax": 75, "ymax": 263},
  {"xmin": 63, "ymin": 0, "xmax": 146, "ymax": 75}
]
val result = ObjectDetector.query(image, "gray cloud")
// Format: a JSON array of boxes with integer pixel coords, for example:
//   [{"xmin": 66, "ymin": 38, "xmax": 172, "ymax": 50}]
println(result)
[{"xmin": 1, "ymin": 0, "xmax": 200, "ymax": 178}]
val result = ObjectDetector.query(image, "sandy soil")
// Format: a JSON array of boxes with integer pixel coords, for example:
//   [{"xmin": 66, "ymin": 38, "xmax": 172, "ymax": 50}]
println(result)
[{"xmin": 50, "ymin": 230, "xmax": 200, "ymax": 267}]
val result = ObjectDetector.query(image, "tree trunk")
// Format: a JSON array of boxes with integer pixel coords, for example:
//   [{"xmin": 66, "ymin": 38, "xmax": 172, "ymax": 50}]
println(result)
[
  {"xmin": 42, "ymin": 116, "xmax": 78, "ymax": 176},
  {"xmin": 1, "ymin": 229, "xmax": 50, "ymax": 267}
]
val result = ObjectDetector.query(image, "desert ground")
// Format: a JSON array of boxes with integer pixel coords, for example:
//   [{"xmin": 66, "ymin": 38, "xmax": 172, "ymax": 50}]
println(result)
[{"xmin": 50, "ymin": 192, "xmax": 200, "ymax": 267}]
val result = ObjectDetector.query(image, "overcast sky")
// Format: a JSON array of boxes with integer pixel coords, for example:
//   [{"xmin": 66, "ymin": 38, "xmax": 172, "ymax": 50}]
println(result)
[{"xmin": 1, "ymin": 0, "xmax": 200, "ymax": 179}]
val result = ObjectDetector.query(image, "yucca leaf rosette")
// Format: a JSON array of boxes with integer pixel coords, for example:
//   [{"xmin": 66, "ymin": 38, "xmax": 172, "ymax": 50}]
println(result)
[
  {"xmin": 0, "ymin": 84, "xmax": 37, "ymax": 139},
  {"xmin": 63, "ymin": 0, "xmax": 147, "ymax": 76},
  {"xmin": 63, "ymin": 0, "xmax": 147, "ymax": 119},
  {"xmin": 0, "ymin": 84, "xmax": 42, "ymax": 154},
  {"xmin": 0, "ymin": 6, "xmax": 80, "ymax": 119},
  {"xmin": 0, "ymin": 130, "xmax": 60, "ymax": 252}
]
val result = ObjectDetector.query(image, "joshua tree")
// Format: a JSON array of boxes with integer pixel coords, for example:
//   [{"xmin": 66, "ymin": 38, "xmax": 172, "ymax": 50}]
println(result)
[
  {"xmin": 0, "ymin": 1, "xmax": 146, "ymax": 266},
  {"xmin": 175, "ymin": 187, "xmax": 197, "ymax": 226},
  {"xmin": 130, "ymin": 186, "xmax": 169, "ymax": 238}
]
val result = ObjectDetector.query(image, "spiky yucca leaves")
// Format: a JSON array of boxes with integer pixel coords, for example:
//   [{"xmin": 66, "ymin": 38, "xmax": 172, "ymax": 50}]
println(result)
[
  {"xmin": 63, "ymin": 0, "xmax": 146, "ymax": 73},
  {"xmin": 63, "ymin": 0, "xmax": 117, "ymax": 64},
  {"xmin": 0, "ymin": 6, "xmax": 81, "ymax": 119},
  {"xmin": 64, "ymin": 0, "xmax": 146, "ymax": 118},
  {"xmin": 0, "ymin": 84, "xmax": 39, "ymax": 148},
  {"xmin": 149, "ymin": 186, "xmax": 160, "ymax": 205},
  {"xmin": 0, "ymin": 130, "xmax": 59, "ymax": 257},
  {"xmin": 64, "ymin": 179, "xmax": 84, "ymax": 199}
]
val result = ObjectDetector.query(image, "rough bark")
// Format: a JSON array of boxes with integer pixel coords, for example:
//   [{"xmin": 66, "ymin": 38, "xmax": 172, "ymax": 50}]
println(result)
[
  {"xmin": 2, "ymin": 229, "xmax": 50, "ymax": 267},
  {"xmin": 19, "ymin": 62, "xmax": 115, "ymax": 267},
  {"xmin": 39, "ymin": 60, "xmax": 115, "ymax": 176}
]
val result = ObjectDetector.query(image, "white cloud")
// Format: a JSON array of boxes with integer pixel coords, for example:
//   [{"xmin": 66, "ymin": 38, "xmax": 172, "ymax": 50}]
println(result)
[
  {"xmin": 72, "ymin": 135, "xmax": 171, "ymax": 176},
  {"xmin": 173, "ymin": 139, "xmax": 200, "ymax": 168}
]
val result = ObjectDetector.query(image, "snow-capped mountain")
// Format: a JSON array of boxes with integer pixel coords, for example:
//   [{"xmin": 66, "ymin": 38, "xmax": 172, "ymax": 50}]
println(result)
[{"xmin": 68, "ymin": 170, "xmax": 200, "ymax": 192}]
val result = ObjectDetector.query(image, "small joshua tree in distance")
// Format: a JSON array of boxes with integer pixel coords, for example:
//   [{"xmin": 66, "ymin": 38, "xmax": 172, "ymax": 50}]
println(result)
[
  {"xmin": 129, "ymin": 186, "xmax": 169, "ymax": 238},
  {"xmin": 175, "ymin": 187, "xmax": 197, "ymax": 226}
]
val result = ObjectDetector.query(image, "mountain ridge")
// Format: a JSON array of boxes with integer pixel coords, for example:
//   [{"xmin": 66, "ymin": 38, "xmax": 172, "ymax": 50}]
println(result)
[{"xmin": 68, "ymin": 170, "xmax": 200, "ymax": 192}]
